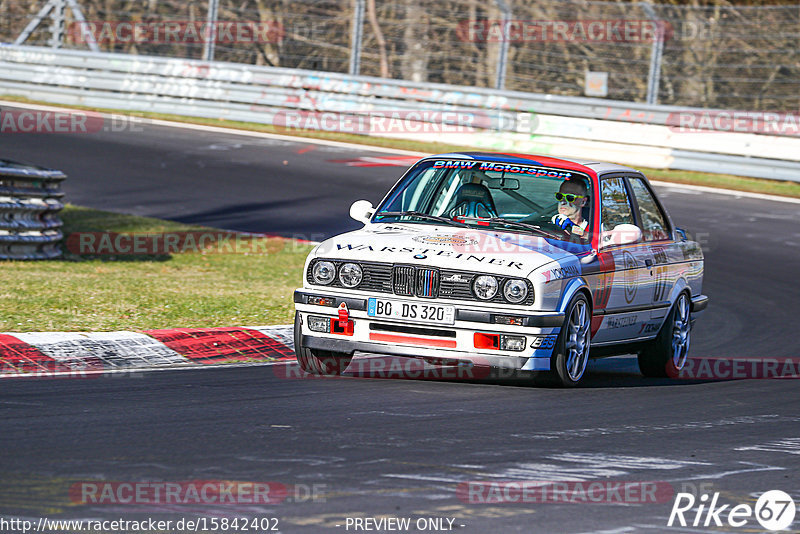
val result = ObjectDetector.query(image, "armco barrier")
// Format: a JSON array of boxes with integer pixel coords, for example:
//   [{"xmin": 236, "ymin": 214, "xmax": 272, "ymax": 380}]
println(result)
[
  {"xmin": 1, "ymin": 45, "xmax": 799, "ymax": 182},
  {"xmin": 0, "ymin": 159, "xmax": 65, "ymax": 260}
]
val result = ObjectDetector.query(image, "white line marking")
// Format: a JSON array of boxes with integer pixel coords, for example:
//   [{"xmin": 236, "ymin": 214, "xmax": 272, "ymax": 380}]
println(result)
[
  {"xmin": 663, "ymin": 462, "xmax": 785, "ymax": 482},
  {"xmin": 571, "ymin": 528, "xmax": 638, "ymax": 534},
  {"xmin": 651, "ymin": 180, "xmax": 800, "ymax": 204},
  {"xmin": 0, "ymin": 100, "xmax": 426, "ymax": 156},
  {"xmin": 2, "ymin": 99, "xmax": 797, "ymax": 204},
  {"xmin": 734, "ymin": 438, "xmax": 800, "ymax": 455}
]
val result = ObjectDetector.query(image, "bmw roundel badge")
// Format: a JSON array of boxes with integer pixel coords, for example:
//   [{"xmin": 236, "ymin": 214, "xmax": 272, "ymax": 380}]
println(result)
[{"xmin": 414, "ymin": 253, "xmax": 427, "ymax": 259}]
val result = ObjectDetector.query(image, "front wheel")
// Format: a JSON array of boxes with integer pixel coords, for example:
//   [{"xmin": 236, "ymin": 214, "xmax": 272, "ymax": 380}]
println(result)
[
  {"xmin": 547, "ymin": 294, "xmax": 592, "ymax": 387},
  {"xmin": 293, "ymin": 312, "xmax": 352, "ymax": 376},
  {"xmin": 638, "ymin": 292, "xmax": 692, "ymax": 377}
]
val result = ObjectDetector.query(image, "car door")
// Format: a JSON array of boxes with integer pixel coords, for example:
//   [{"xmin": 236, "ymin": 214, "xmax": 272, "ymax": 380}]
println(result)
[
  {"xmin": 590, "ymin": 175, "xmax": 655, "ymax": 344},
  {"xmin": 626, "ymin": 175, "xmax": 680, "ymax": 334}
]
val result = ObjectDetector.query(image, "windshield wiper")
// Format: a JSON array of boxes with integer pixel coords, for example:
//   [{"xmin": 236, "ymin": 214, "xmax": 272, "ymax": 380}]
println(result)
[
  {"xmin": 483, "ymin": 218, "xmax": 565, "ymax": 240},
  {"xmin": 374, "ymin": 211, "xmax": 468, "ymax": 228}
]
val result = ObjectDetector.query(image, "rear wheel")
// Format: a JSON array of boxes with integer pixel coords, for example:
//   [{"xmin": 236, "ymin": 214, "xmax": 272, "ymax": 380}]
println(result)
[
  {"xmin": 293, "ymin": 312, "xmax": 352, "ymax": 376},
  {"xmin": 638, "ymin": 293, "xmax": 691, "ymax": 377},
  {"xmin": 544, "ymin": 293, "xmax": 592, "ymax": 387}
]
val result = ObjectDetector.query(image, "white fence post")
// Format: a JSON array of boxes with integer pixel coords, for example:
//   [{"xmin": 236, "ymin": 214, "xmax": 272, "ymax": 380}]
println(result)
[
  {"xmin": 349, "ymin": 0, "xmax": 365, "ymax": 76},
  {"xmin": 203, "ymin": 0, "xmax": 220, "ymax": 61}
]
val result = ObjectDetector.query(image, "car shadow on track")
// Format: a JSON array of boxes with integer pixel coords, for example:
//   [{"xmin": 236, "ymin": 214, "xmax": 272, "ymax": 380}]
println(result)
[{"xmin": 304, "ymin": 354, "xmax": 716, "ymax": 389}]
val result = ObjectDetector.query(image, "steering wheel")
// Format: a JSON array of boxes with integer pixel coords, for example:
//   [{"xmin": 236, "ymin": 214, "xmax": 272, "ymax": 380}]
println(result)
[{"xmin": 518, "ymin": 211, "xmax": 585, "ymax": 240}]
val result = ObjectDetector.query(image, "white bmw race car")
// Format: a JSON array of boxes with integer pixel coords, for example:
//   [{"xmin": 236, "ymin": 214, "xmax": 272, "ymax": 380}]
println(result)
[{"xmin": 293, "ymin": 152, "xmax": 707, "ymax": 386}]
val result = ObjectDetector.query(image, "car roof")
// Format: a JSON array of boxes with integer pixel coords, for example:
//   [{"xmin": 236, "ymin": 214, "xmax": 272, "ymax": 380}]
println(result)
[{"xmin": 421, "ymin": 152, "xmax": 641, "ymax": 177}]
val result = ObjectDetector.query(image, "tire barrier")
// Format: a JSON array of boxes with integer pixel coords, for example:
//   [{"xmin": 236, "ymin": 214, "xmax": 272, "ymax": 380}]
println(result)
[{"xmin": 0, "ymin": 159, "xmax": 65, "ymax": 260}]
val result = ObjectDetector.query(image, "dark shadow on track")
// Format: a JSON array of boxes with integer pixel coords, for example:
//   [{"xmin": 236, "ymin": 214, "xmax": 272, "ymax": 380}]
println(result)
[{"xmin": 282, "ymin": 355, "xmax": 719, "ymax": 389}]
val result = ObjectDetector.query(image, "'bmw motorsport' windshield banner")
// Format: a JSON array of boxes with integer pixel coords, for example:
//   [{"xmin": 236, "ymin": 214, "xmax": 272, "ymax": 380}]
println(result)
[{"xmin": 432, "ymin": 160, "xmax": 579, "ymax": 180}]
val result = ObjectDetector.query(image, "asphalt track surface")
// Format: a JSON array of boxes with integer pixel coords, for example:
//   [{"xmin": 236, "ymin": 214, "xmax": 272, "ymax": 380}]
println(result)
[{"xmin": 2, "ymin": 112, "xmax": 799, "ymax": 533}]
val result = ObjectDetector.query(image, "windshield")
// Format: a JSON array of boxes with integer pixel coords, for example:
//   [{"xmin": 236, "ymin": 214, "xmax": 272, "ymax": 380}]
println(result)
[{"xmin": 374, "ymin": 159, "xmax": 594, "ymax": 242}]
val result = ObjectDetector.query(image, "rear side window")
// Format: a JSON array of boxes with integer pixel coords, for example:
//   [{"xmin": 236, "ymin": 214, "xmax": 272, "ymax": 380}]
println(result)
[
  {"xmin": 600, "ymin": 177, "xmax": 634, "ymax": 231},
  {"xmin": 629, "ymin": 178, "xmax": 670, "ymax": 241}
]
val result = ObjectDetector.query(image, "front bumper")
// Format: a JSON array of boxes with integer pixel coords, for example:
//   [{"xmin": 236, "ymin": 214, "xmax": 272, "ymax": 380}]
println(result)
[{"xmin": 295, "ymin": 289, "xmax": 564, "ymax": 371}]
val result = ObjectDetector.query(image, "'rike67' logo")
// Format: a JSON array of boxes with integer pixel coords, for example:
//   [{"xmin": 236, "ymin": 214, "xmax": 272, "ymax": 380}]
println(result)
[{"xmin": 668, "ymin": 490, "xmax": 795, "ymax": 530}]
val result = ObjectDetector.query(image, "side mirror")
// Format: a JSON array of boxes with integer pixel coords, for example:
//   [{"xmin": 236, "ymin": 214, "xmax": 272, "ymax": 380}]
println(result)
[
  {"xmin": 599, "ymin": 224, "xmax": 642, "ymax": 249},
  {"xmin": 675, "ymin": 227, "xmax": 687, "ymax": 242},
  {"xmin": 349, "ymin": 200, "xmax": 374, "ymax": 224}
]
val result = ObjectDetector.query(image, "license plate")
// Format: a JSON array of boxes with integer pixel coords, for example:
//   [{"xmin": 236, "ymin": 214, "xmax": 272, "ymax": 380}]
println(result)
[{"xmin": 367, "ymin": 298, "xmax": 455, "ymax": 325}]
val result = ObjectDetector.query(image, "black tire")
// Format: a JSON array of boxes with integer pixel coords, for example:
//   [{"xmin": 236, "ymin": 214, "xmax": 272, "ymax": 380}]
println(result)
[
  {"xmin": 293, "ymin": 312, "xmax": 352, "ymax": 376},
  {"xmin": 638, "ymin": 292, "xmax": 692, "ymax": 378},
  {"xmin": 535, "ymin": 293, "xmax": 592, "ymax": 387}
]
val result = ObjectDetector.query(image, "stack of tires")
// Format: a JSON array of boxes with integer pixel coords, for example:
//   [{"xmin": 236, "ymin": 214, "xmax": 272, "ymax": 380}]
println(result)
[{"xmin": 0, "ymin": 159, "xmax": 65, "ymax": 260}]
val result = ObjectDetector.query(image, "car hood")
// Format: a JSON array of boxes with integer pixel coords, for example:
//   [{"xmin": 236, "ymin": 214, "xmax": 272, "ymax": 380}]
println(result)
[{"xmin": 312, "ymin": 223, "xmax": 588, "ymax": 277}]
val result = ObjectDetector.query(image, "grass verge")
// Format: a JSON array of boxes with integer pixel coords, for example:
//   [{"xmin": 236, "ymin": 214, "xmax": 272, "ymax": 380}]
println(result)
[
  {"xmin": 3, "ymin": 94, "xmax": 799, "ymax": 199},
  {"xmin": 0, "ymin": 205, "xmax": 313, "ymax": 331}
]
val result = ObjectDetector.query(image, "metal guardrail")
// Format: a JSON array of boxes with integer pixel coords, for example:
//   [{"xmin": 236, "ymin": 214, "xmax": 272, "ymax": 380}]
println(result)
[
  {"xmin": 0, "ymin": 45, "xmax": 799, "ymax": 182},
  {"xmin": 0, "ymin": 159, "xmax": 65, "ymax": 260}
]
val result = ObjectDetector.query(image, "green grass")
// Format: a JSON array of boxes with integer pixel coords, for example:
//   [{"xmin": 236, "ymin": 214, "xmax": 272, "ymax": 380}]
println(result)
[
  {"xmin": 0, "ymin": 205, "xmax": 313, "ymax": 331},
  {"xmin": 4, "ymin": 94, "xmax": 799, "ymax": 199}
]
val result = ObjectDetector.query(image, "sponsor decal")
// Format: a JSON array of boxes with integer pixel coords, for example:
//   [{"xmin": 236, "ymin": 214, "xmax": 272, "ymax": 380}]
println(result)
[
  {"xmin": 530, "ymin": 336, "xmax": 557, "ymax": 350},
  {"xmin": 442, "ymin": 274, "xmax": 469, "ymax": 283},
  {"xmin": 681, "ymin": 241, "xmax": 703, "ymax": 261},
  {"xmin": 543, "ymin": 264, "xmax": 580, "ymax": 282},
  {"xmin": 651, "ymin": 246, "xmax": 669, "ymax": 265},
  {"xmin": 374, "ymin": 225, "xmax": 416, "ymax": 232},
  {"xmin": 653, "ymin": 266, "xmax": 670, "ymax": 302},
  {"xmin": 622, "ymin": 250, "xmax": 638, "ymax": 303},
  {"xmin": 412, "ymin": 234, "xmax": 479, "ymax": 246},
  {"xmin": 332, "ymin": 244, "xmax": 525, "ymax": 269},
  {"xmin": 639, "ymin": 322, "xmax": 661, "ymax": 335},
  {"xmin": 431, "ymin": 160, "xmax": 579, "ymax": 181},
  {"xmin": 606, "ymin": 315, "xmax": 637, "ymax": 329},
  {"xmin": 590, "ymin": 251, "xmax": 615, "ymax": 306}
]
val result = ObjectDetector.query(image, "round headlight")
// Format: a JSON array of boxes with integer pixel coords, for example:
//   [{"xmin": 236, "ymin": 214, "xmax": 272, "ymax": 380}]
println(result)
[
  {"xmin": 473, "ymin": 275, "xmax": 498, "ymax": 300},
  {"xmin": 312, "ymin": 261, "xmax": 336, "ymax": 285},
  {"xmin": 338, "ymin": 262, "xmax": 363, "ymax": 288},
  {"xmin": 503, "ymin": 279, "xmax": 529, "ymax": 304}
]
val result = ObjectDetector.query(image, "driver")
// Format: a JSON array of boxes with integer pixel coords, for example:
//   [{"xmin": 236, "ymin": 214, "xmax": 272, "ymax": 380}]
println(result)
[{"xmin": 551, "ymin": 179, "xmax": 589, "ymax": 237}]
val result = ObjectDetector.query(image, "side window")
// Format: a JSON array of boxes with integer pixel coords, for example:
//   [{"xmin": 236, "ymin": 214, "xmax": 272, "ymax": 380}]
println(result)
[
  {"xmin": 600, "ymin": 177, "xmax": 634, "ymax": 231},
  {"xmin": 629, "ymin": 178, "xmax": 670, "ymax": 241}
]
